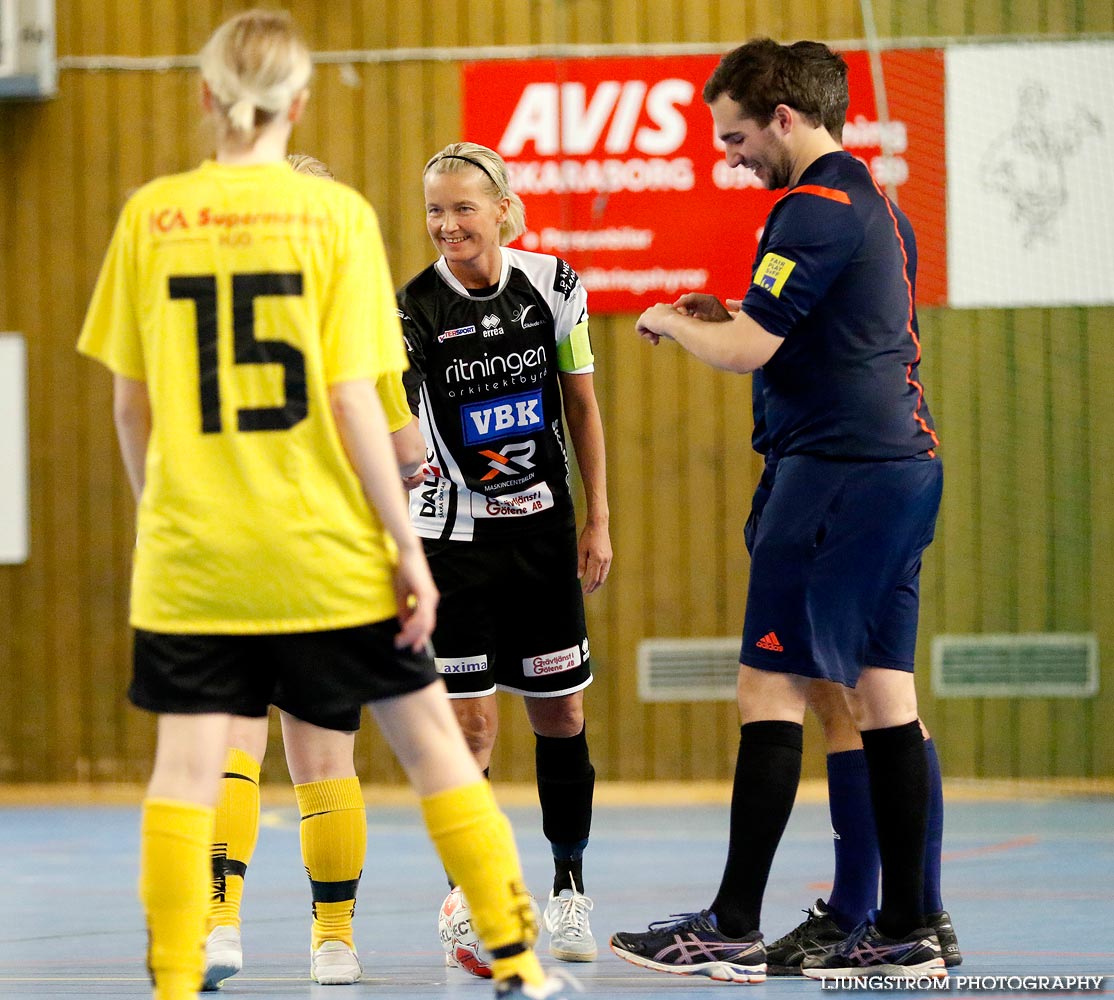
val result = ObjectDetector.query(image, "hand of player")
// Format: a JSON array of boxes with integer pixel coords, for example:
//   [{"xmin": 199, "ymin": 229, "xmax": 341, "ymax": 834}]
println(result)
[
  {"xmin": 401, "ymin": 467, "xmax": 427, "ymax": 491},
  {"xmin": 725, "ymin": 298, "xmax": 743, "ymax": 314},
  {"xmin": 577, "ymin": 520, "xmax": 613, "ymax": 594},
  {"xmin": 392, "ymin": 544, "xmax": 439, "ymax": 652},
  {"xmin": 635, "ymin": 302, "xmax": 681, "ymax": 345},
  {"xmin": 672, "ymin": 292, "xmax": 732, "ymax": 322}
]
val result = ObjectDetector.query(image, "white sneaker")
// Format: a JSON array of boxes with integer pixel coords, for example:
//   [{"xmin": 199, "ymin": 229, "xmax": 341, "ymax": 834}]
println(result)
[
  {"xmin": 543, "ymin": 882, "xmax": 597, "ymax": 962},
  {"xmin": 202, "ymin": 925, "xmax": 242, "ymax": 991},
  {"xmin": 311, "ymin": 940, "xmax": 362, "ymax": 985},
  {"xmin": 494, "ymin": 970, "xmax": 584, "ymax": 998}
]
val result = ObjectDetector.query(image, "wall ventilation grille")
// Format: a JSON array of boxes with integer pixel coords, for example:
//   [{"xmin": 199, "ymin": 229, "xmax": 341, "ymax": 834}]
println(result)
[
  {"xmin": 931, "ymin": 633, "xmax": 1098, "ymax": 698},
  {"xmin": 637, "ymin": 638, "xmax": 739, "ymax": 702}
]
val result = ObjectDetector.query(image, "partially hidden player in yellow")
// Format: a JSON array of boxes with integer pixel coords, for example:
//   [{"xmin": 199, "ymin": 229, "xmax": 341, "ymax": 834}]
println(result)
[
  {"xmin": 200, "ymin": 152, "xmax": 426, "ymax": 991},
  {"xmin": 77, "ymin": 9, "xmax": 574, "ymax": 1000}
]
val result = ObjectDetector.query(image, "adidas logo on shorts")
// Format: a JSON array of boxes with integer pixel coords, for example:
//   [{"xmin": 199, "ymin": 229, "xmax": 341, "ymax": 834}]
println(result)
[{"xmin": 755, "ymin": 631, "xmax": 784, "ymax": 652}]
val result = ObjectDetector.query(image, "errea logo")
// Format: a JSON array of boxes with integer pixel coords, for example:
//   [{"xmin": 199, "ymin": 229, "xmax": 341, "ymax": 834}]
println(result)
[{"xmin": 481, "ymin": 313, "xmax": 505, "ymax": 338}]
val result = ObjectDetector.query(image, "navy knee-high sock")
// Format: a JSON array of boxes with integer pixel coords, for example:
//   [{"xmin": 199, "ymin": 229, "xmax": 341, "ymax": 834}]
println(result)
[
  {"xmin": 825, "ymin": 749, "xmax": 880, "ymax": 930},
  {"xmin": 710, "ymin": 721, "xmax": 803, "ymax": 937},
  {"xmin": 922, "ymin": 738, "xmax": 944, "ymax": 914}
]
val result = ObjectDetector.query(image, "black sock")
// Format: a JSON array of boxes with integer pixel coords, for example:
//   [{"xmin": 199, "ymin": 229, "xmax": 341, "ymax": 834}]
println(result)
[
  {"xmin": 553, "ymin": 856, "xmax": 584, "ymax": 894},
  {"xmin": 861, "ymin": 721, "xmax": 929, "ymax": 938},
  {"xmin": 536, "ymin": 727, "xmax": 595, "ymax": 893},
  {"xmin": 710, "ymin": 720, "xmax": 803, "ymax": 937}
]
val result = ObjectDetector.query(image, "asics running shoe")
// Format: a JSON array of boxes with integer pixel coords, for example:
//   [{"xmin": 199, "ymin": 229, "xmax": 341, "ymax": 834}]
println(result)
[{"xmin": 610, "ymin": 910, "xmax": 766, "ymax": 983}]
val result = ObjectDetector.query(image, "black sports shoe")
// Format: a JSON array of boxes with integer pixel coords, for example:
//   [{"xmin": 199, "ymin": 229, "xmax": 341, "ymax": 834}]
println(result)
[
  {"xmin": 800, "ymin": 920, "xmax": 945, "ymax": 980},
  {"xmin": 765, "ymin": 899, "xmax": 851, "ymax": 976},
  {"xmin": 926, "ymin": 910, "xmax": 962, "ymax": 967},
  {"xmin": 609, "ymin": 911, "xmax": 766, "ymax": 983}
]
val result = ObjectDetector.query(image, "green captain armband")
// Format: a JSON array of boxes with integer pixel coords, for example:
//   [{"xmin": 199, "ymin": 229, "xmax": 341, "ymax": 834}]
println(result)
[{"xmin": 557, "ymin": 320, "xmax": 594, "ymax": 372}]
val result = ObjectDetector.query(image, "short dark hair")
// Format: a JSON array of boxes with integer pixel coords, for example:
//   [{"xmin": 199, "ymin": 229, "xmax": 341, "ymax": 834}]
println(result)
[{"xmin": 703, "ymin": 38, "xmax": 849, "ymax": 137}]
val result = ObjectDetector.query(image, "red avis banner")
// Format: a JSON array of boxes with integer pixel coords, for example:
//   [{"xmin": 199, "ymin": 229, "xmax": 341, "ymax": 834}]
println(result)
[{"xmin": 461, "ymin": 51, "xmax": 945, "ymax": 314}]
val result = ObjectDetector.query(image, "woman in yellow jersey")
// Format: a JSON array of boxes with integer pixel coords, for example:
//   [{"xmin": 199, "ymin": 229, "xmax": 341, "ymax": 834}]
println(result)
[
  {"xmin": 77, "ymin": 11, "xmax": 572, "ymax": 1000},
  {"xmin": 199, "ymin": 153, "xmax": 426, "ymax": 991}
]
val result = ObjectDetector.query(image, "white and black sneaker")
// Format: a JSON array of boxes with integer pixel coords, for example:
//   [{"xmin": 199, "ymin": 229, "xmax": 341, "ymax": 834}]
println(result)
[
  {"xmin": 926, "ymin": 910, "xmax": 962, "ymax": 967},
  {"xmin": 610, "ymin": 910, "xmax": 766, "ymax": 983},
  {"xmin": 801, "ymin": 919, "xmax": 945, "ymax": 980}
]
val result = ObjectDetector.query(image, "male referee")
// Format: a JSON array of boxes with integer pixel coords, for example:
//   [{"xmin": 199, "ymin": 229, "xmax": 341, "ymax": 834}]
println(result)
[{"xmin": 609, "ymin": 38, "xmax": 946, "ymax": 982}]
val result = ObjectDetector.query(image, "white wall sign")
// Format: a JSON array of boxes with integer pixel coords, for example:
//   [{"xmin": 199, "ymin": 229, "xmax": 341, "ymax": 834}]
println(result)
[
  {"xmin": 0, "ymin": 333, "xmax": 29, "ymax": 564},
  {"xmin": 0, "ymin": 0, "xmax": 16, "ymax": 78},
  {"xmin": 946, "ymin": 42, "xmax": 1114, "ymax": 307}
]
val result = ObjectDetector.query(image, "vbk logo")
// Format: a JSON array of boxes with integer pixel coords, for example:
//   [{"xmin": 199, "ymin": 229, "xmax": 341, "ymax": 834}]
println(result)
[
  {"xmin": 480, "ymin": 441, "xmax": 536, "ymax": 481},
  {"xmin": 461, "ymin": 389, "xmax": 544, "ymax": 445}
]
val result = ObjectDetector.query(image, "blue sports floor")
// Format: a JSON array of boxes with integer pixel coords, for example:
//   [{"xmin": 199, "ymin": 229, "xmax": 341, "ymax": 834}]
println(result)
[{"xmin": 1, "ymin": 784, "xmax": 1111, "ymax": 999}]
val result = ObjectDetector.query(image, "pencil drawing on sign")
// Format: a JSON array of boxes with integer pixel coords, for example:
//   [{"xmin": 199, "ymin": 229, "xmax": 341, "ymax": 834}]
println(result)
[{"xmin": 980, "ymin": 81, "xmax": 1103, "ymax": 246}]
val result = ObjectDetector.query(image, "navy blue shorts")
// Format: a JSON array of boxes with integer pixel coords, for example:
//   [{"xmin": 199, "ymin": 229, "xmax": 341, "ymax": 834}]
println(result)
[
  {"xmin": 422, "ymin": 525, "xmax": 592, "ymax": 699},
  {"xmin": 741, "ymin": 454, "xmax": 942, "ymax": 687}
]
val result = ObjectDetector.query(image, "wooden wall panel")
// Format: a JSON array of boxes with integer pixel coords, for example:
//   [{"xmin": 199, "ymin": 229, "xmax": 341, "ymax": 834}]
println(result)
[
  {"xmin": 1086, "ymin": 308, "xmax": 1114, "ymax": 776},
  {"xmin": 974, "ymin": 310, "xmax": 1016, "ymax": 776},
  {"xmin": 921, "ymin": 310, "xmax": 975, "ymax": 770},
  {"xmin": 604, "ymin": 318, "xmax": 651, "ymax": 779},
  {"xmin": 1013, "ymin": 309, "xmax": 1055, "ymax": 779},
  {"xmin": 1, "ymin": 0, "xmax": 1112, "ymax": 786},
  {"xmin": 1047, "ymin": 309, "xmax": 1094, "ymax": 777}
]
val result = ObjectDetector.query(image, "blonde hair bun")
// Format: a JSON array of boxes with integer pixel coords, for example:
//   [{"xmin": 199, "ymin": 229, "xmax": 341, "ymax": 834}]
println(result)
[{"xmin": 200, "ymin": 9, "xmax": 312, "ymax": 135}]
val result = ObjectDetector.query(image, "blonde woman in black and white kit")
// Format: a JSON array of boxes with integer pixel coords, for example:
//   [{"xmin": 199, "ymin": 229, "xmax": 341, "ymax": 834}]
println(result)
[{"xmin": 398, "ymin": 142, "xmax": 611, "ymax": 972}]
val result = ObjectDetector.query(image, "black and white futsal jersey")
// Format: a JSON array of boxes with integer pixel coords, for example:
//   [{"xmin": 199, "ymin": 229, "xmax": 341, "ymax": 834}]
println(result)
[{"xmin": 398, "ymin": 246, "xmax": 594, "ymax": 541}]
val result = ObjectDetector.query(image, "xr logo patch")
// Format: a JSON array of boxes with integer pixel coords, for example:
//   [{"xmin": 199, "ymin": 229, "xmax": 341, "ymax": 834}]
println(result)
[{"xmin": 479, "ymin": 441, "xmax": 536, "ymax": 480}]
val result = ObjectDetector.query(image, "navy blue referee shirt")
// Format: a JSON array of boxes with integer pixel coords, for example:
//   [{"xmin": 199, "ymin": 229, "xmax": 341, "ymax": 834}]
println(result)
[{"xmin": 742, "ymin": 150, "xmax": 939, "ymax": 461}]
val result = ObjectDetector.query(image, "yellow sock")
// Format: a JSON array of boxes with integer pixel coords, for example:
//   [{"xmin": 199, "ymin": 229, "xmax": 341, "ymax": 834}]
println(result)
[
  {"xmin": 139, "ymin": 798, "xmax": 214, "ymax": 1000},
  {"xmin": 421, "ymin": 781, "xmax": 544, "ymax": 987},
  {"xmin": 295, "ymin": 777, "xmax": 366, "ymax": 951},
  {"xmin": 208, "ymin": 748, "xmax": 261, "ymax": 931}
]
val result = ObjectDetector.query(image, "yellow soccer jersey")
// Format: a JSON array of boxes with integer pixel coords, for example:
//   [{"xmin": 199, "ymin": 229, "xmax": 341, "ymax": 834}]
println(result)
[
  {"xmin": 78, "ymin": 160, "xmax": 408, "ymax": 633},
  {"xmin": 376, "ymin": 370, "xmax": 412, "ymax": 433}
]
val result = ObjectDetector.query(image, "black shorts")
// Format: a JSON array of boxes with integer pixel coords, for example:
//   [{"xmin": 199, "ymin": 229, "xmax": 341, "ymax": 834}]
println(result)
[
  {"xmin": 422, "ymin": 525, "xmax": 592, "ymax": 699},
  {"xmin": 741, "ymin": 454, "xmax": 943, "ymax": 688},
  {"xmin": 130, "ymin": 619, "xmax": 439, "ymax": 731}
]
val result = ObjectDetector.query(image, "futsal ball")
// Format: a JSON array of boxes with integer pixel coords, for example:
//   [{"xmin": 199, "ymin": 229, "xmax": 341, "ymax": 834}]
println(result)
[{"xmin": 438, "ymin": 886, "xmax": 492, "ymax": 978}]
